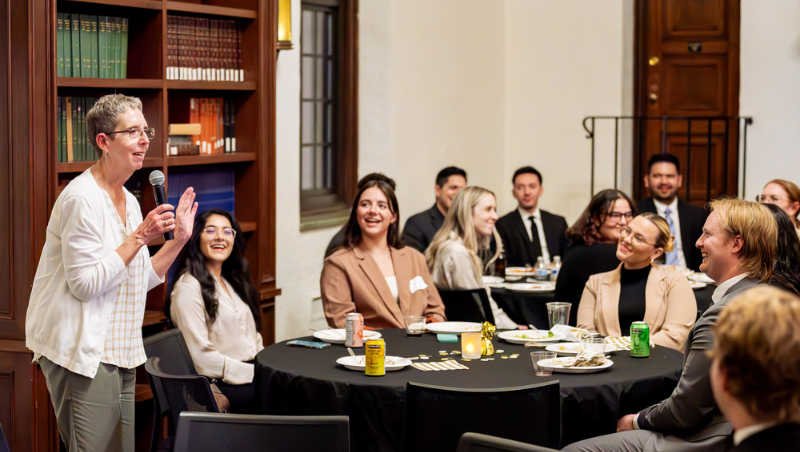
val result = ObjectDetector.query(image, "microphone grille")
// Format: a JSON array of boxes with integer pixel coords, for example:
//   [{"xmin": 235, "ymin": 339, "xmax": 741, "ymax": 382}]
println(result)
[{"xmin": 149, "ymin": 170, "xmax": 165, "ymax": 186}]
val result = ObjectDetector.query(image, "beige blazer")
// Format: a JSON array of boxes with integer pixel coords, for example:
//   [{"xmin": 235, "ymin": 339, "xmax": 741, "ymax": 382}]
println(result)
[
  {"xmin": 321, "ymin": 246, "xmax": 447, "ymax": 329},
  {"xmin": 576, "ymin": 264, "xmax": 696, "ymax": 352}
]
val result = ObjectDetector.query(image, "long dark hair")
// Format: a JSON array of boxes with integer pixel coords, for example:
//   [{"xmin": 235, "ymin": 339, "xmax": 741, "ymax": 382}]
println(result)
[
  {"xmin": 166, "ymin": 209, "xmax": 261, "ymax": 330},
  {"xmin": 344, "ymin": 179, "xmax": 404, "ymax": 249},
  {"xmin": 763, "ymin": 203, "xmax": 800, "ymax": 295},
  {"xmin": 566, "ymin": 189, "xmax": 637, "ymax": 245}
]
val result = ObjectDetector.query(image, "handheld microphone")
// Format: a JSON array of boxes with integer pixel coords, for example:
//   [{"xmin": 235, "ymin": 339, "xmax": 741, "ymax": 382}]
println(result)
[{"xmin": 149, "ymin": 170, "xmax": 174, "ymax": 241}]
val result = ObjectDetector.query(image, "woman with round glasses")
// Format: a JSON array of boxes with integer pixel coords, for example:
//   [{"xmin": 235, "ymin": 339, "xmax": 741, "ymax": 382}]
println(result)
[
  {"xmin": 758, "ymin": 179, "xmax": 800, "ymax": 237},
  {"xmin": 168, "ymin": 209, "xmax": 263, "ymax": 413},
  {"xmin": 554, "ymin": 189, "xmax": 637, "ymax": 325},
  {"xmin": 576, "ymin": 212, "xmax": 696, "ymax": 351}
]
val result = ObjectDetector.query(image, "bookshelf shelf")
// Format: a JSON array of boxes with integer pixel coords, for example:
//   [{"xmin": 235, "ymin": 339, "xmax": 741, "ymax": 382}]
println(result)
[
  {"xmin": 165, "ymin": 1, "xmax": 257, "ymax": 19},
  {"xmin": 57, "ymin": 77, "xmax": 163, "ymax": 89},
  {"xmin": 56, "ymin": 156, "xmax": 163, "ymax": 173},
  {"xmin": 166, "ymin": 80, "xmax": 256, "ymax": 91},
  {"xmin": 60, "ymin": 0, "xmax": 164, "ymax": 11},
  {"xmin": 166, "ymin": 152, "xmax": 256, "ymax": 166}
]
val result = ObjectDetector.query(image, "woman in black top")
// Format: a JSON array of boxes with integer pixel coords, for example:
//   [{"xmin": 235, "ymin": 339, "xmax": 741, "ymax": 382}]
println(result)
[
  {"xmin": 762, "ymin": 203, "xmax": 800, "ymax": 295},
  {"xmin": 555, "ymin": 189, "xmax": 636, "ymax": 326}
]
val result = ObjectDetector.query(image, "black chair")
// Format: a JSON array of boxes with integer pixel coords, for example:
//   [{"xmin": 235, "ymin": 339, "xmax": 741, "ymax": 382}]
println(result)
[
  {"xmin": 438, "ymin": 288, "xmax": 496, "ymax": 324},
  {"xmin": 173, "ymin": 412, "xmax": 350, "ymax": 452},
  {"xmin": 456, "ymin": 432, "xmax": 560, "ymax": 452},
  {"xmin": 402, "ymin": 381, "xmax": 561, "ymax": 452},
  {"xmin": 143, "ymin": 329, "xmax": 198, "ymax": 452},
  {"xmin": 0, "ymin": 423, "xmax": 9, "ymax": 452}
]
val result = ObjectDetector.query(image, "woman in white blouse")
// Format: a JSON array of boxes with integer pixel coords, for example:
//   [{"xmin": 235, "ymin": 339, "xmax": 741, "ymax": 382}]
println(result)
[
  {"xmin": 169, "ymin": 209, "xmax": 264, "ymax": 414},
  {"xmin": 426, "ymin": 186, "xmax": 520, "ymax": 329}
]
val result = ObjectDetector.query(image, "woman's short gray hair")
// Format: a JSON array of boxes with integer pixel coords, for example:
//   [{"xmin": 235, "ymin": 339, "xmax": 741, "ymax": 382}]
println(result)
[{"xmin": 86, "ymin": 94, "xmax": 143, "ymax": 157}]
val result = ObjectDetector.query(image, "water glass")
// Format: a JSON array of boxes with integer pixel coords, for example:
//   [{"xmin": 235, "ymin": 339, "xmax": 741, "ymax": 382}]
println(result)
[
  {"xmin": 531, "ymin": 351, "xmax": 557, "ymax": 376},
  {"xmin": 546, "ymin": 302, "xmax": 572, "ymax": 329},
  {"xmin": 582, "ymin": 337, "xmax": 607, "ymax": 354},
  {"xmin": 404, "ymin": 316, "xmax": 425, "ymax": 336}
]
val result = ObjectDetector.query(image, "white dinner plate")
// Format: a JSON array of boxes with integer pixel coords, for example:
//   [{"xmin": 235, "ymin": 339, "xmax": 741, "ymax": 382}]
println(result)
[
  {"xmin": 505, "ymin": 267, "xmax": 536, "ymax": 277},
  {"xmin": 545, "ymin": 343, "xmax": 586, "ymax": 356},
  {"xmin": 313, "ymin": 329, "xmax": 382, "ymax": 344},
  {"xmin": 538, "ymin": 357, "xmax": 614, "ymax": 374},
  {"xmin": 497, "ymin": 330, "xmax": 566, "ymax": 344},
  {"xmin": 482, "ymin": 276, "xmax": 506, "ymax": 288},
  {"xmin": 424, "ymin": 322, "xmax": 483, "ymax": 334},
  {"xmin": 689, "ymin": 272, "xmax": 714, "ymax": 283},
  {"xmin": 660, "ymin": 265, "xmax": 695, "ymax": 277},
  {"xmin": 689, "ymin": 281, "xmax": 708, "ymax": 290},
  {"xmin": 336, "ymin": 355, "xmax": 412, "ymax": 371},
  {"xmin": 506, "ymin": 283, "xmax": 554, "ymax": 293}
]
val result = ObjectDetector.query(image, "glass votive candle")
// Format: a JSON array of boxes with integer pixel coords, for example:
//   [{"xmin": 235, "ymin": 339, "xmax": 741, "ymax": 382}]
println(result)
[{"xmin": 461, "ymin": 332, "xmax": 482, "ymax": 359}]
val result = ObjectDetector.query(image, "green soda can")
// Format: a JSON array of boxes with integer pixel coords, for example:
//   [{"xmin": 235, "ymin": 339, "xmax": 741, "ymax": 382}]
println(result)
[{"xmin": 630, "ymin": 321, "xmax": 650, "ymax": 358}]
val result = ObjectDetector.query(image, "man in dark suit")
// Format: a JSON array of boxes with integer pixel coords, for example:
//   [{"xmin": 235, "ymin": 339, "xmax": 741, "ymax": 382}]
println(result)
[
  {"xmin": 564, "ymin": 198, "xmax": 777, "ymax": 452},
  {"xmin": 637, "ymin": 153, "xmax": 708, "ymax": 271},
  {"xmin": 710, "ymin": 286, "xmax": 800, "ymax": 452},
  {"xmin": 495, "ymin": 166, "xmax": 568, "ymax": 267},
  {"xmin": 401, "ymin": 167, "xmax": 467, "ymax": 253}
]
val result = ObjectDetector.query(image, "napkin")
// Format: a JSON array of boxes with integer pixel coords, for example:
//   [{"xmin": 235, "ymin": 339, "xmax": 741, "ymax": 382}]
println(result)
[
  {"xmin": 551, "ymin": 325, "xmax": 593, "ymax": 343},
  {"xmin": 562, "ymin": 349, "xmax": 605, "ymax": 367},
  {"xmin": 412, "ymin": 360, "xmax": 469, "ymax": 371},
  {"xmin": 605, "ymin": 336, "xmax": 655, "ymax": 352}
]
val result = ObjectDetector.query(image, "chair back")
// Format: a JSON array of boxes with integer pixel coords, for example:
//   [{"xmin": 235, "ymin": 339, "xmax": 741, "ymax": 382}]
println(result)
[
  {"xmin": 145, "ymin": 357, "xmax": 219, "ymax": 432},
  {"xmin": 403, "ymin": 381, "xmax": 561, "ymax": 452},
  {"xmin": 0, "ymin": 423, "xmax": 9, "ymax": 452},
  {"xmin": 456, "ymin": 432, "xmax": 561, "ymax": 452},
  {"xmin": 438, "ymin": 288, "xmax": 495, "ymax": 324},
  {"xmin": 173, "ymin": 412, "xmax": 350, "ymax": 452}
]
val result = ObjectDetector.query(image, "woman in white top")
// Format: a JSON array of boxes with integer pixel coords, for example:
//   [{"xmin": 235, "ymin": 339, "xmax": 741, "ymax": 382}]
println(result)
[
  {"xmin": 426, "ymin": 186, "xmax": 520, "ymax": 329},
  {"xmin": 169, "ymin": 208, "xmax": 264, "ymax": 414},
  {"xmin": 26, "ymin": 94, "xmax": 198, "ymax": 452}
]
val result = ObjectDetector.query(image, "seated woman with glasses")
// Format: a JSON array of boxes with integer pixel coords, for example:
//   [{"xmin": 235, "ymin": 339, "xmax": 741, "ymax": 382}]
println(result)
[
  {"xmin": 758, "ymin": 179, "xmax": 800, "ymax": 238},
  {"xmin": 554, "ymin": 189, "xmax": 637, "ymax": 326},
  {"xmin": 321, "ymin": 178, "xmax": 446, "ymax": 329},
  {"xmin": 168, "ymin": 209, "xmax": 264, "ymax": 414},
  {"xmin": 576, "ymin": 212, "xmax": 696, "ymax": 351}
]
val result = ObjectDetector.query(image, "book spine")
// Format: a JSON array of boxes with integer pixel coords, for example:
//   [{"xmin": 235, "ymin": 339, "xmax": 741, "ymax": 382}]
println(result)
[
  {"xmin": 223, "ymin": 98, "xmax": 230, "ymax": 153},
  {"xmin": 120, "ymin": 18, "xmax": 128, "ymax": 79},
  {"xmin": 166, "ymin": 16, "xmax": 173, "ymax": 79},
  {"xmin": 90, "ymin": 16, "xmax": 99, "ymax": 78},
  {"xmin": 210, "ymin": 20, "xmax": 218, "ymax": 82},
  {"xmin": 230, "ymin": 97, "xmax": 236, "ymax": 152},
  {"xmin": 61, "ymin": 97, "xmax": 67, "ymax": 162},
  {"xmin": 237, "ymin": 21, "xmax": 243, "ymax": 82},
  {"xmin": 80, "ymin": 15, "xmax": 91, "ymax": 78},
  {"xmin": 57, "ymin": 14, "xmax": 64, "ymax": 77},
  {"xmin": 189, "ymin": 98, "xmax": 200, "ymax": 147},
  {"xmin": 66, "ymin": 96, "xmax": 74, "ymax": 162},
  {"xmin": 77, "ymin": 98, "xmax": 84, "ymax": 161},
  {"xmin": 70, "ymin": 14, "xmax": 81, "ymax": 77},
  {"xmin": 63, "ymin": 14, "xmax": 72, "ymax": 77},
  {"xmin": 57, "ymin": 97, "xmax": 62, "ymax": 162},
  {"xmin": 217, "ymin": 98, "xmax": 223, "ymax": 154},
  {"xmin": 114, "ymin": 17, "xmax": 122, "ymax": 79}
]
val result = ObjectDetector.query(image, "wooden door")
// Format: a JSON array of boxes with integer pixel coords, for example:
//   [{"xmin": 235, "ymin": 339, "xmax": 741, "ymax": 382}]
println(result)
[{"xmin": 634, "ymin": 0, "xmax": 740, "ymax": 205}]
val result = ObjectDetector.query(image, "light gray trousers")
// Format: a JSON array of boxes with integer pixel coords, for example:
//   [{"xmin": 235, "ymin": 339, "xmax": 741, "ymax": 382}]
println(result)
[{"xmin": 40, "ymin": 356, "xmax": 135, "ymax": 452}]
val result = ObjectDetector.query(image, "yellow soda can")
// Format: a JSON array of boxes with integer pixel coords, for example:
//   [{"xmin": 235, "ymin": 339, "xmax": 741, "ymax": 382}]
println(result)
[{"xmin": 365, "ymin": 338, "xmax": 385, "ymax": 376}]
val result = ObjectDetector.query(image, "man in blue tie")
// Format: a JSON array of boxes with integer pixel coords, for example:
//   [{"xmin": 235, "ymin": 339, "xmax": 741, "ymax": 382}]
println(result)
[{"xmin": 637, "ymin": 154, "xmax": 708, "ymax": 271}]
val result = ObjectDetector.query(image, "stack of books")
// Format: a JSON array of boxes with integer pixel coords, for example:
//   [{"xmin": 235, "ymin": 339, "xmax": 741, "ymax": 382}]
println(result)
[
  {"xmin": 168, "ymin": 123, "xmax": 202, "ymax": 156},
  {"xmin": 57, "ymin": 96, "xmax": 100, "ymax": 163},
  {"xmin": 166, "ymin": 15, "xmax": 244, "ymax": 82},
  {"xmin": 188, "ymin": 98, "xmax": 237, "ymax": 155},
  {"xmin": 56, "ymin": 14, "xmax": 129, "ymax": 79}
]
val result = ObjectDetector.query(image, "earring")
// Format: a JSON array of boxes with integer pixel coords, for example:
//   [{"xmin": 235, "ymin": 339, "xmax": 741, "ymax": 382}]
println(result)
[{"xmin": 650, "ymin": 258, "xmax": 655, "ymax": 267}]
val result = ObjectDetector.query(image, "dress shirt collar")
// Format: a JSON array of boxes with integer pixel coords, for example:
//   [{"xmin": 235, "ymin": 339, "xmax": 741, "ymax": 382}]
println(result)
[
  {"xmin": 712, "ymin": 273, "xmax": 748, "ymax": 304},
  {"xmin": 652, "ymin": 197, "xmax": 678, "ymax": 216},
  {"xmin": 734, "ymin": 422, "xmax": 778, "ymax": 446},
  {"xmin": 518, "ymin": 206, "xmax": 540, "ymax": 221}
]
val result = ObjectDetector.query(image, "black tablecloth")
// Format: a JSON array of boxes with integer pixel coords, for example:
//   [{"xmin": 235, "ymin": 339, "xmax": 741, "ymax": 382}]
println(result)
[
  {"xmin": 493, "ymin": 283, "xmax": 715, "ymax": 329},
  {"xmin": 256, "ymin": 329, "xmax": 684, "ymax": 451}
]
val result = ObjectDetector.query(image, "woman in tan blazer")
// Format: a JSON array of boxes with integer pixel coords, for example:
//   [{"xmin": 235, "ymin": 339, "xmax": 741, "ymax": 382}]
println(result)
[
  {"xmin": 321, "ymin": 178, "xmax": 446, "ymax": 329},
  {"xmin": 577, "ymin": 213, "xmax": 696, "ymax": 351}
]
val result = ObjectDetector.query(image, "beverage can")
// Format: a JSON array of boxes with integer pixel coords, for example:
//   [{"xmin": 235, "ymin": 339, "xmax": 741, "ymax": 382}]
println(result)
[
  {"xmin": 365, "ymin": 339, "xmax": 385, "ymax": 376},
  {"xmin": 345, "ymin": 313, "xmax": 364, "ymax": 347},
  {"xmin": 630, "ymin": 321, "xmax": 650, "ymax": 358}
]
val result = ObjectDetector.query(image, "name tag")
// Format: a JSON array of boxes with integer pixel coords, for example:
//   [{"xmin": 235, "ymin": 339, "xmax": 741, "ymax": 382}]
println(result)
[{"xmin": 409, "ymin": 276, "xmax": 428, "ymax": 293}]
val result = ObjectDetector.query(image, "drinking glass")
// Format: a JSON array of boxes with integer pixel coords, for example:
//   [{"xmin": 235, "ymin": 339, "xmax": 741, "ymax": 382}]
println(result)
[
  {"xmin": 546, "ymin": 302, "xmax": 572, "ymax": 329},
  {"xmin": 404, "ymin": 316, "xmax": 426, "ymax": 336},
  {"xmin": 531, "ymin": 351, "xmax": 557, "ymax": 376},
  {"xmin": 582, "ymin": 337, "xmax": 607, "ymax": 354}
]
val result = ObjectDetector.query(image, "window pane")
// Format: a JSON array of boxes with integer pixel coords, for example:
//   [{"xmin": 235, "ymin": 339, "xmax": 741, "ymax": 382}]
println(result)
[
  {"xmin": 302, "ymin": 9, "xmax": 314, "ymax": 54},
  {"xmin": 325, "ymin": 59, "xmax": 332, "ymax": 98},
  {"xmin": 302, "ymin": 101, "xmax": 314, "ymax": 144},
  {"xmin": 325, "ymin": 146, "xmax": 332, "ymax": 188},
  {"xmin": 316, "ymin": 57, "xmax": 324, "ymax": 101},
  {"xmin": 316, "ymin": 101, "xmax": 324, "ymax": 142},
  {"xmin": 316, "ymin": 11, "xmax": 325, "ymax": 54},
  {"xmin": 301, "ymin": 146, "xmax": 314, "ymax": 190},
  {"xmin": 324, "ymin": 102, "xmax": 332, "ymax": 143},
  {"xmin": 315, "ymin": 146, "xmax": 324, "ymax": 189},
  {"xmin": 326, "ymin": 13, "xmax": 333, "ymax": 56},
  {"xmin": 301, "ymin": 57, "xmax": 314, "ymax": 100}
]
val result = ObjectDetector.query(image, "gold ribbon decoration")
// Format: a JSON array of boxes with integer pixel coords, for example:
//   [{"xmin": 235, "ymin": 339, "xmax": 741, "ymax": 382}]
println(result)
[{"xmin": 480, "ymin": 321, "xmax": 496, "ymax": 356}]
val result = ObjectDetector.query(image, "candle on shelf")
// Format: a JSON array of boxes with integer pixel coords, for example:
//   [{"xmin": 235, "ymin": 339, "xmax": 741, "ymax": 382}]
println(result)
[{"xmin": 462, "ymin": 332, "xmax": 482, "ymax": 359}]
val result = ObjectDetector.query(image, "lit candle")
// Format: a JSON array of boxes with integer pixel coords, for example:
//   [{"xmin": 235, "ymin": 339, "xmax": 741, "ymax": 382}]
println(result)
[{"xmin": 462, "ymin": 332, "xmax": 482, "ymax": 359}]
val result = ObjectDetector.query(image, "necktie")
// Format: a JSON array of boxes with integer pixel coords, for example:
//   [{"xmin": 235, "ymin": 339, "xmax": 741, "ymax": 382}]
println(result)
[
  {"xmin": 664, "ymin": 207, "xmax": 679, "ymax": 265},
  {"xmin": 528, "ymin": 215, "xmax": 543, "ymax": 263}
]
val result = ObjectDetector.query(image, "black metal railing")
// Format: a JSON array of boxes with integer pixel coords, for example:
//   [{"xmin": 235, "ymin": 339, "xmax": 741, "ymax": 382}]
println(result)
[{"xmin": 582, "ymin": 116, "xmax": 754, "ymax": 201}]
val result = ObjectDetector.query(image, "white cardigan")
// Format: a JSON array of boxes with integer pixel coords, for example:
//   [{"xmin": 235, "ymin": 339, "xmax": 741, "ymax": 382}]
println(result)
[{"xmin": 26, "ymin": 169, "xmax": 163, "ymax": 378}]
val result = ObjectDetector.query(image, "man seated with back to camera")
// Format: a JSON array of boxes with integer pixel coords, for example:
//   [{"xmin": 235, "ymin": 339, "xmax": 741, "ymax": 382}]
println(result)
[
  {"xmin": 564, "ymin": 197, "xmax": 776, "ymax": 452},
  {"xmin": 402, "ymin": 166, "xmax": 467, "ymax": 253}
]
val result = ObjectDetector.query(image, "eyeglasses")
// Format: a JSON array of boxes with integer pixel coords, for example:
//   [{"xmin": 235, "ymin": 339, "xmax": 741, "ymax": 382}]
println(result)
[
  {"xmin": 203, "ymin": 226, "xmax": 236, "ymax": 238},
  {"xmin": 606, "ymin": 211, "xmax": 634, "ymax": 221},
  {"xmin": 620, "ymin": 226, "xmax": 658, "ymax": 247},
  {"xmin": 756, "ymin": 194, "xmax": 785, "ymax": 204},
  {"xmin": 105, "ymin": 127, "xmax": 156, "ymax": 140}
]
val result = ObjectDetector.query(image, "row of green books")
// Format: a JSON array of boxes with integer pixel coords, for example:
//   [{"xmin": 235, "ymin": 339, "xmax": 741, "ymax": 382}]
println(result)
[
  {"xmin": 57, "ymin": 97, "xmax": 99, "ymax": 163},
  {"xmin": 56, "ymin": 14, "xmax": 128, "ymax": 79}
]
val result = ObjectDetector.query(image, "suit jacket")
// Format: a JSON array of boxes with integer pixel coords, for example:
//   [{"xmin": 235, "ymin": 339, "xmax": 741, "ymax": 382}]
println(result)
[
  {"xmin": 495, "ymin": 209, "xmax": 569, "ymax": 267},
  {"xmin": 732, "ymin": 423, "xmax": 800, "ymax": 452},
  {"xmin": 402, "ymin": 204, "xmax": 445, "ymax": 254},
  {"xmin": 637, "ymin": 277, "xmax": 762, "ymax": 442},
  {"xmin": 577, "ymin": 264, "xmax": 697, "ymax": 352},
  {"xmin": 637, "ymin": 198, "xmax": 708, "ymax": 272},
  {"xmin": 320, "ymin": 246, "xmax": 447, "ymax": 329}
]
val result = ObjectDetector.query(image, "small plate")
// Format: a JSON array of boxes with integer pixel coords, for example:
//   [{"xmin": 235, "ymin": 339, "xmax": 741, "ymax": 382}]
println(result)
[
  {"xmin": 313, "ymin": 329, "xmax": 382, "ymax": 344},
  {"xmin": 545, "ymin": 343, "xmax": 586, "ymax": 356},
  {"xmin": 482, "ymin": 276, "xmax": 506, "ymax": 288},
  {"xmin": 689, "ymin": 281, "xmax": 708, "ymax": 290},
  {"xmin": 497, "ymin": 330, "xmax": 566, "ymax": 344},
  {"xmin": 507, "ymin": 283, "xmax": 554, "ymax": 293},
  {"xmin": 336, "ymin": 355, "xmax": 412, "ymax": 371},
  {"xmin": 538, "ymin": 357, "xmax": 614, "ymax": 374},
  {"xmin": 505, "ymin": 267, "xmax": 536, "ymax": 277},
  {"xmin": 689, "ymin": 272, "xmax": 714, "ymax": 283},
  {"xmin": 425, "ymin": 322, "xmax": 483, "ymax": 334}
]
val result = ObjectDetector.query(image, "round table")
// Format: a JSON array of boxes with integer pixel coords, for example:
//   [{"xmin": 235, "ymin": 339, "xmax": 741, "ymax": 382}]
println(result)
[{"xmin": 256, "ymin": 329, "xmax": 684, "ymax": 451}]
